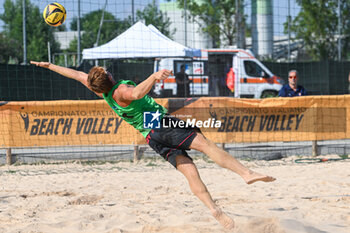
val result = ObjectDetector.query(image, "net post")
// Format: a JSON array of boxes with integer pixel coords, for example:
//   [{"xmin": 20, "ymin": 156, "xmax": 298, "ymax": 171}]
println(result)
[
  {"xmin": 221, "ymin": 143, "xmax": 226, "ymax": 151},
  {"xmin": 133, "ymin": 143, "xmax": 140, "ymax": 163},
  {"xmin": 312, "ymin": 140, "xmax": 318, "ymax": 157},
  {"xmin": 6, "ymin": 148, "xmax": 12, "ymax": 165}
]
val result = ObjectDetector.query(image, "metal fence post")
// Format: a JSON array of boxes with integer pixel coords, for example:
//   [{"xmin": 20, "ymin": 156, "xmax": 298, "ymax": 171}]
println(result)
[
  {"xmin": 312, "ymin": 140, "xmax": 318, "ymax": 157},
  {"xmin": 6, "ymin": 148, "xmax": 12, "ymax": 165},
  {"xmin": 133, "ymin": 144, "xmax": 140, "ymax": 163}
]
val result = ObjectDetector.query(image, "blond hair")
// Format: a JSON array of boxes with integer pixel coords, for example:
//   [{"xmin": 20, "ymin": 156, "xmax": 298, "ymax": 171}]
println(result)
[{"xmin": 87, "ymin": 66, "xmax": 114, "ymax": 93}]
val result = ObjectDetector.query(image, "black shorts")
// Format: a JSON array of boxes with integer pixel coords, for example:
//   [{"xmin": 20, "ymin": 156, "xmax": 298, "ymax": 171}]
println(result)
[{"xmin": 146, "ymin": 116, "xmax": 199, "ymax": 168}]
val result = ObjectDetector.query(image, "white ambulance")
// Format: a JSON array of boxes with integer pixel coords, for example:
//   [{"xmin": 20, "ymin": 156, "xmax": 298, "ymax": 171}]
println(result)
[{"xmin": 154, "ymin": 49, "xmax": 284, "ymax": 98}]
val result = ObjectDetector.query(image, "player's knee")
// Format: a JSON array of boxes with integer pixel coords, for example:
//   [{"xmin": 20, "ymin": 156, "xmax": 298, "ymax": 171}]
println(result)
[
  {"xmin": 175, "ymin": 155, "xmax": 194, "ymax": 167},
  {"xmin": 190, "ymin": 133, "xmax": 210, "ymax": 152}
]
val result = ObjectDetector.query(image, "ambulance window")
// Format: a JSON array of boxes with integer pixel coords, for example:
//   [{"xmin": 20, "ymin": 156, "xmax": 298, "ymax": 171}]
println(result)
[
  {"xmin": 244, "ymin": 61, "xmax": 268, "ymax": 77},
  {"xmin": 174, "ymin": 61, "xmax": 207, "ymax": 75},
  {"xmin": 175, "ymin": 62, "xmax": 192, "ymax": 74}
]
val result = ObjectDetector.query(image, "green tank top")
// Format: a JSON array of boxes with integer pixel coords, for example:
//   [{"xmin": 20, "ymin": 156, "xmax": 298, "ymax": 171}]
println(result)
[{"xmin": 103, "ymin": 80, "xmax": 167, "ymax": 137}]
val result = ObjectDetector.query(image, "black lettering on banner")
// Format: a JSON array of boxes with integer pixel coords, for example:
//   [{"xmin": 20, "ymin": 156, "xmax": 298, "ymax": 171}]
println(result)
[
  {"xmin": 295, "ymin": 114, "xmax": 304, "ymax": 130},
  {"xmin": 273, "ymin": 115, "xmax": 280, "ymax": 131},
  {"xmin": 280, "ymin": 115, "xmax": 286, "ymax": 130},
  {"xmin": 62, "ymin": 118, "xmax": 73, "ymax": 135},
  {"xmin": 218, "ymin": 116, "xmax": 227, "ymax": 132},
  {"xmin": 98, "ymin": 118, "xmax": 105, "ymax": 134},
  {"xmin": 30, "ymin": 119, "xmax": 40, "ymax": 135},
  {"xmin": 105, "ymin": 118, "xmax": 114, "ymax": 134},
  {"xmin": 247, "ymin": 116, "xmax": 256, "ymax": 131},
  {"xmin": 26, "ymin": 117, "xmax": 126, "ymax": 136},
  {"xmin": 266, "ymin": 115, "xmax": 275, "ymax": 131},
  {"xmin": 232, "ymin": 116, "xmax": 240, "ymax": 132},
  {"xmin": 46, "ymin": 119, "xmax": 55, "ymax": 135},
  {"xmin": 38, "ymin": 118, "xmax": 48, "ymax": 135},
  {"xmin": 286, "ymin": 114, "xmax": 294, "ymax": 130},
  {"xmin": 76, "ymin": 118, "xmax": 86, "ymax": 134},
  {"xmin": 226, "ymin": 116, "xmax": 234, "ymax": 132},
  {"xmin": 55, "ymin": 118, "xmax": 64, "ymax": 135},
  {"xmin": 260, "ymin": 116, "xmax": 268, "ymax": 131},
  {"xmin": 91, "ymin": 118, "xmax": 99, "ymax": 134},
  {"xmin": 84, "ymin": 118, "xmax": 94, "ymax": 134},
  {"xmin": 114, "ymin": 118, "xmax": 123, "ymax": 134},
  {"xmin": 240, "ymin": 116, "xmax": 248, "ymax": 132}
]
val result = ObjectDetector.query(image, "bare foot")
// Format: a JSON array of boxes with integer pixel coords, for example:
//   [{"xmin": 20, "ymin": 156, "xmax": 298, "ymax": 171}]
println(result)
[
  {"xmin": 211, "ymin": 207, "xmax": 235, "ymax": 230},
  {"xmin": 243, "ymin": 170, "xmax": 276, "ymax": 185}
]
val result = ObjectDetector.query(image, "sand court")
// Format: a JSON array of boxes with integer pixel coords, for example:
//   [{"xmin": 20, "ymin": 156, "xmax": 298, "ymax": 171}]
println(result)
[{"xmin": 0, "ymin": 156, "xmax": 349, "ymax": 233}]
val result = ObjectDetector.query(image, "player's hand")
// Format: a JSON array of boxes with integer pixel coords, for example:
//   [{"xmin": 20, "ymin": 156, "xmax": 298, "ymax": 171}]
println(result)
[
  {"xmin": 154, "ymin": 69, "xmax": 173, "ymax": 80},
  {"xmin": 30, "ymin": 61, "xmax": 51, "ymax": 68}
]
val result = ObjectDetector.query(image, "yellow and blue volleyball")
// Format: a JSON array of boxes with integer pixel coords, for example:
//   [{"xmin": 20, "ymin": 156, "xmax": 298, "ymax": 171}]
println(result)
[{"xmin": 43, "ymin": 3, "xmax": 66, "ymax": 27}]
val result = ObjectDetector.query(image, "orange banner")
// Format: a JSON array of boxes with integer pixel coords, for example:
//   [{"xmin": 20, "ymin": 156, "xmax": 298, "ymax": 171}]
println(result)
[
  {"xmin": 171, "ymin": 95, "xmax": 350, "ymax": 143},
  {"xmin": 0, "ymin": 99, "xmax": 167, "ymax": 147},
  {"xmin": 0, "ymin": 96, "xmax": 349, "ymax": 148}
]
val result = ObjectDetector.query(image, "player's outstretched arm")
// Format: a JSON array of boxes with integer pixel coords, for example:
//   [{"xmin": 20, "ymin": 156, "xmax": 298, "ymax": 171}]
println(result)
[
  {"xmin": 120, "ymin": 69, "xmax": 172, "ymax": 100},
  {"xmin": 30, "ymin": 61, "xmax": 88, "ymax": 84},
  {"xmin": 30, "ymin": 61, "xmax": 102, "ymax": 97}
]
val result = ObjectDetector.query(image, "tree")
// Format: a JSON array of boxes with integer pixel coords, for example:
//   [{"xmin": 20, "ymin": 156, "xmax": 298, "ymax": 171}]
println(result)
[
  {"xmin": 0, "ymin": 32, "xmax": 21, "ymax": 63},
  {"xmin": 176, "ymin": 0, "xmax": 243, "ymax": 48},
  {"xmin": 0, "ymin": 0, "xmax": 61, "ymax": 63},
  {"xmin": 286, "ymin": 0, "xmax": 350, "ymax": 60},
  {"xmin": 68, "ymin": 10, "xmax": 130, "ymax": 51},
  {"xmin": 68, "ymin": 4, "xmax": 175, "ymax": 61},
  {"xmin": 134, "ymin": 2, "xmax": 175, "ymax": 38}
]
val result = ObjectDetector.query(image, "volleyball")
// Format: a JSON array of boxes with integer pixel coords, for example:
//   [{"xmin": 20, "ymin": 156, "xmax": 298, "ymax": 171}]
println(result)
[{"xmin": 43, "ymin": 3, "xmax": 66, "ymax": 27}]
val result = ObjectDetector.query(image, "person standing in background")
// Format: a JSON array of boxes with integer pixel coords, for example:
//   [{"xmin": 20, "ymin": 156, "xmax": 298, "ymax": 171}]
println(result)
[
  {"xmin": 279, "ymin": 70, "xmax": 307, "ymax": 97},
  {"xmin": 175, "ymin": 65, "xmax": 191, "ymax": 97}
]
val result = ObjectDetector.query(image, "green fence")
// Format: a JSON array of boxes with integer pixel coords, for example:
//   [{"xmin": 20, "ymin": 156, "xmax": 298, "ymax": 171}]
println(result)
[
  {"xmin": 0, "ymin": 59, "xmax": 155, "ymax": 101},
  {"xmin": 263, "ymin": 61, "xmax": 350, "ymax": 95}
]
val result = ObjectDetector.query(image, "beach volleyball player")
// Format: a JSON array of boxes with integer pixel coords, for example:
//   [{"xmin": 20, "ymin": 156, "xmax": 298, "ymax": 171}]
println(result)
[{"xmin": 30, "ymin": 61, "xmax": 276, "ymax": 230}]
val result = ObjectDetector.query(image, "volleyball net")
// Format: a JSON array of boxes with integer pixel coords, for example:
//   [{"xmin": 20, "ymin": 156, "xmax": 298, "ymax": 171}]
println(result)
[{"xmin": 1, "ymin": 0, "xmax": 350, "ymax": 164}]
